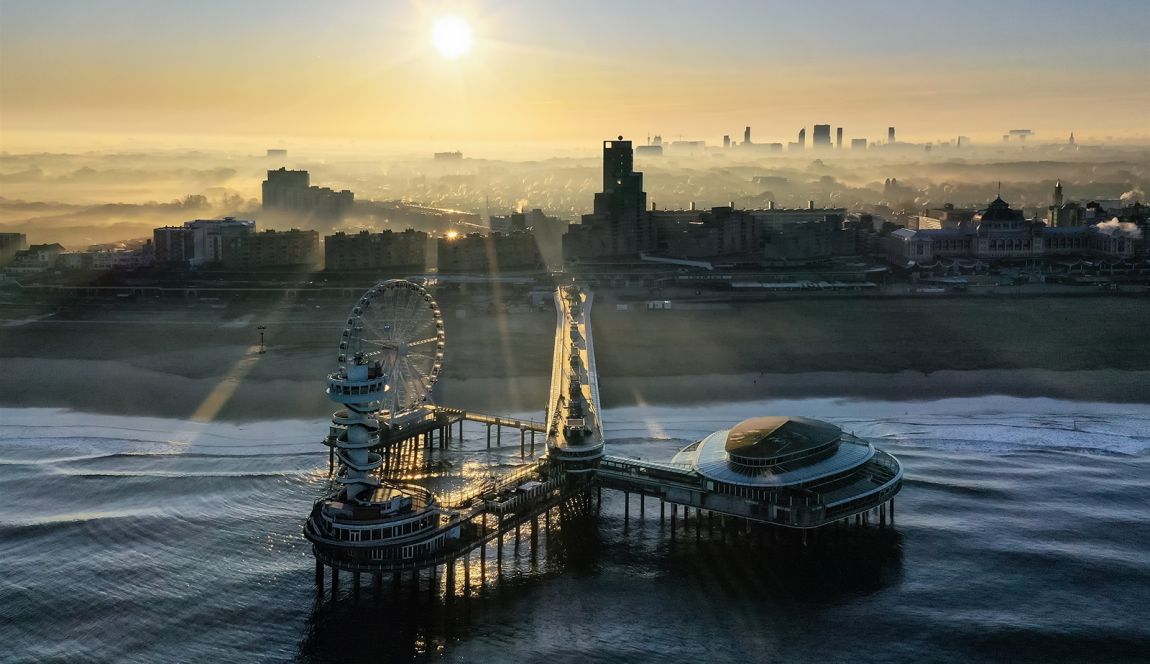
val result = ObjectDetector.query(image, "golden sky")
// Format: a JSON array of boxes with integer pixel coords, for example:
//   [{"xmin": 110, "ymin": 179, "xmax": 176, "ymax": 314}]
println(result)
[{"xmin": 2, "ymin": 0, "xmax": 1148, "ymax": 150}]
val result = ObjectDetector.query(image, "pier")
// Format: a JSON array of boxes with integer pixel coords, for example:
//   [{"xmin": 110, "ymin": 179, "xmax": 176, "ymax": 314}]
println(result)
[{"xmin": 305, "ymin": 279, "xmax": 903, "ymax": 600}]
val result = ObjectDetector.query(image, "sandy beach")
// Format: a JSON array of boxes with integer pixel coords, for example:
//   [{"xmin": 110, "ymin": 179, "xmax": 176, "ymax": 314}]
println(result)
[{"xmin": 1, "ymin": 294, "xmax": 1148, "ymax": 420}]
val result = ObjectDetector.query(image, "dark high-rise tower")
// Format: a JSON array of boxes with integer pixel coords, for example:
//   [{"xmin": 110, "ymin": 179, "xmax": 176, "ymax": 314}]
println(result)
[
  {"xmin": 888, "ymin": 127, "xmax": 896, "ymax": 143},
  {"xmin": 813, "ymin": 124, "xmax": 831, "ymax": 148},
  {"xmin": 836, "ymin": 127, "xmax": 843, "ymax": 149},
  {"xmin": 577, "ymin": 137, "xmax": 650, "ymax": 255},
  {"xmin": 798, "ymin": 128, "xmax": 806, "ymax": 147},
  {"xmin": 744, "ymin": 126, "xmax": 752, "ymax": 144},
  {"xmin": 1053, "ymin": 179, "xmax": 1064, "ymax": 207}
]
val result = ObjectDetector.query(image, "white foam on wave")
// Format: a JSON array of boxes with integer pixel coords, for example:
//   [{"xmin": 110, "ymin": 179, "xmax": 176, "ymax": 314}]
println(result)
[
  {"xmin": 2, "ymin": 396, "xmax": 1148, "ymax": 461},
  {"xmin": 591, "ymin": 396, "xmax": 1150, "ymax": 457},
  {"xmin": 0, "ymin": 408, "xmax": 326, "ymax": 460}
]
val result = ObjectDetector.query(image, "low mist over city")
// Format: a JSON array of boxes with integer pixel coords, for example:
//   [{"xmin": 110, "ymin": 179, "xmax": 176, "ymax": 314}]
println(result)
[{"xmin": 1, "ymin": 2, "xmax": 1148, "ymax": 663}]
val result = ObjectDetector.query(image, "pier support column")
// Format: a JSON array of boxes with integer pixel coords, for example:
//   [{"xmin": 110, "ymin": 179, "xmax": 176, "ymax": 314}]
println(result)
[
  {"xmin": 328, "ymin": 446, "xmax": 334, "ymax": 476},
  {"xmin": 520, "ymin": 429, "xmax": 525, "ymax": 459},
  {"xmin": 640, "ymin": 495, "xmax": 645, "ymax": 519},
  {"xmin": 880, "ymin": 504, "xmax": 886, "ymax": 527},
  {"xmin": 514, "ymin": 524, "xmax": 521, "ymax": 553},
  {"xmin": 670, "ymin": 505, "xmax": 676, "ymax": 537},
  {"xmin": 660, "ymin": 500, "xmax": 665, "ymax": 525},
  {"xmin": 459, "ymin": 419, "xmax": 463, "ymax": 439},
  {"xmin": 487, "ymin": 424, "xmax": 491, "ymax": 448},
  {"xmin": 373, "ymin": 573, "xmax": 382, "ymax": 599},
  {"xmin": 624, "ymin": 492, "xmax": 629, "ymax": 524},
  {"xmin": 480, "ymin": 540, "xmax": 487, "ymax": 589},
  {"xmin": 315, "ymin": 559, "xmax": 323, "ymax": 586},
  {"xmin": 889, "ymin": 498, "xmax": 895, "ymax": 523},
  {"xmin": 497, "ymin": 424, "xmax": 501, "ymax": 446},
  {"xmin": 531, "ymin": 430, "xmax": 535, "ymax": 456},
  {"xmin": 332, "ymin": 569, "xmax": 340, "ymax": 598},
  {"xmin": 353, "ymin": 571, "xmax": 361, "ymax": 602},
  {"xmin": 597, "ymin": 487, "xmax": 602, "ymax": 513},
  {"xmin": 463, "ymin": 553, "xmax": 470, "ymax": 596}
]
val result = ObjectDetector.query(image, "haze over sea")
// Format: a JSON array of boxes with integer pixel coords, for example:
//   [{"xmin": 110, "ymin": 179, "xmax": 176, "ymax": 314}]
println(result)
[{"xmin": 2, "ymin": 395, "xmax": 1149, "ymax": 663}]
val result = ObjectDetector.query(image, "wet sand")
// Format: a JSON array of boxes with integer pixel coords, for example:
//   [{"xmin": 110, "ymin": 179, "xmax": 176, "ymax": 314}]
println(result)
[{"xmin": 1, "ymin": 295, "xmax": 1148, "ymax": 420}]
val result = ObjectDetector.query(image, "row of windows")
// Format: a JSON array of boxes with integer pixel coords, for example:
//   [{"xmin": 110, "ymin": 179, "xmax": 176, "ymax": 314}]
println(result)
[
  {"xmin": 332, "ymin": 515, "xmax": 437, "ymax": 542},
  {"xmin": 985, "ymin": 239, "xmax": 1032, "ymax": 252},
  {"xmin": 932, "ymin": 240, "xmax": 972, "ymax": 251},
  {"xmin": 332, "ymin": 381, "xmax": 384, "ymax": 396}
]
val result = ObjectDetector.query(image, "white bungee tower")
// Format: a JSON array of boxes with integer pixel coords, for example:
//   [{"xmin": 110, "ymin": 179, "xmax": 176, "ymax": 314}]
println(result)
[{"xmin": 327, "ymin": 318, "xmax": 385, "ymax": 502}]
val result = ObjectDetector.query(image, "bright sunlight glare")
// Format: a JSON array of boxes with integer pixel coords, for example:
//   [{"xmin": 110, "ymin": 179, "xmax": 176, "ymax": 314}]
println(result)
[{"xmin": 431, "ymin": 17, "xmax": 473, "ymax": 59}]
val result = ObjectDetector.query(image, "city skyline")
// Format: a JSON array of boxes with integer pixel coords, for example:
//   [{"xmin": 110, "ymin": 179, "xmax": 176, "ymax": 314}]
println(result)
[{"xmin": 2, "ymin": 0, "xmax": 1148, "ymax": 151}]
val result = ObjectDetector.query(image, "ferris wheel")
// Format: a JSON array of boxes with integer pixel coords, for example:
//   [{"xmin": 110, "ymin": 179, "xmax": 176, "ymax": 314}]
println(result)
[{"xmin": 338, "ymin": 280, "xmax": 444, "ymax": 422}]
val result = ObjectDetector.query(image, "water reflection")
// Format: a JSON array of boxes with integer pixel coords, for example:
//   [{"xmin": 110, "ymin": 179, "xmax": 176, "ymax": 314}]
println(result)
[{"xmin": 297, "ymin": 503, "xmax": 903, "ymax": 663}]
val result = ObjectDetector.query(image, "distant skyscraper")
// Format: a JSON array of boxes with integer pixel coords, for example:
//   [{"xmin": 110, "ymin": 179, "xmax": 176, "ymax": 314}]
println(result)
[
  {"xmin": 813, "ymin": 125, "xmax": 831, "ymax": 148},
  {"xmin": 798, "ymin": 128, "xmax": 806, "ymax": 148},
  {"xmin": 723, "ymin": 135, "xmax": 731, "ymax": 148},
  {"xmin": 836, "ymin": 128, "xmax": 843, "ymax": 149},
  {"xmin": 1069, "ymin": 133, "xmax": 1075, "ymax": 145},
  {"xmin": 744, "ymin": 127, "xmax": 751, "ymax": 144},
  {"xmin": 653, "ymin": 135, "xmax": 662, "ymax": 147},
  {"xmin": 888, "ymin": 127, "xmax": 896, "ymax": 143}
]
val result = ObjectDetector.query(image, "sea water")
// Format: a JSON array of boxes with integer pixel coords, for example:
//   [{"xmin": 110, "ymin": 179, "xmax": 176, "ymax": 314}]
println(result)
[{"xmin": 1, "ymin": 397, "xmax": 1148, "ymax": 663}]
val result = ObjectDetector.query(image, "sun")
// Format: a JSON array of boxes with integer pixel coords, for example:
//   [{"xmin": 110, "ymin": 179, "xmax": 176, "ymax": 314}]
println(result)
[{"xmin": 431, "ymin": 17, "xmax": 473, "ymax": 60}]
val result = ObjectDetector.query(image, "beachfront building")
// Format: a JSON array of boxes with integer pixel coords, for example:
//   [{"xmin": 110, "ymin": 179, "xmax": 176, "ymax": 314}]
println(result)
[
  {"xmin": 90, "ymin": 241, "xmax": 156, "ymax": 270},
  {"xmin": 324, "ymin": 229, "xmax": 428, "ymax": 272},
  {"xmin": 220, "ymin": 228, "xmax": 320, "ymax": 269},
  {"xmin": 437, "ymin": 230, "xmax": 542, "ymax": 273},
  {"xmin": 563, "ymin": 138, "xmax": 850, "ymax": 264},
  {"xmin": 665, "ymin": 416, "xmax": 902, "ymax": 528},
  {"xmin": 3, "ymin": 243, "xmax": 65, "ymax": 274},
  {"xmin": 887, "ymin": 196, "xmax": 1141, "ymax": 265}
]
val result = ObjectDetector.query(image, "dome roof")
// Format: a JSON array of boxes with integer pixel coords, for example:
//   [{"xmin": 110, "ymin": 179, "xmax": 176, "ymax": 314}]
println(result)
[
  {"xmin": 724, "ymin": 416, "xmax": 841, "ymax": 460},
  {"xmin": 976, "ymin": 197, "xmax": 1025, "ymax": 223}
]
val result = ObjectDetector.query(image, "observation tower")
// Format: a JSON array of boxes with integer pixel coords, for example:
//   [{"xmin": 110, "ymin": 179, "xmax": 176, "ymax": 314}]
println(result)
[{"xmin": 545, "ymin": 285, "xmax": 605, "ymax": 477}]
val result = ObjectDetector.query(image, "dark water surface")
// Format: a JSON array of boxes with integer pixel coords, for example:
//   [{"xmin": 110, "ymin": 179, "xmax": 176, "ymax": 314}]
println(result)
[{"xmin": 2, "ymin": 397, "xmax": 1149, "ymax": 663}]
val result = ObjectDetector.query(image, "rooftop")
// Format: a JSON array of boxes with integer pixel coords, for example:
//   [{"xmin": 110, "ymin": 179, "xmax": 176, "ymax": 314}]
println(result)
[{"xmin": 724, "ymin": 416, "xmax": 842, "ymax": 460}]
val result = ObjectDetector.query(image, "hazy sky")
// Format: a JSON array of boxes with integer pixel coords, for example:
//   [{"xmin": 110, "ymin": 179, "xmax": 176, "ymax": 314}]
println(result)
[{"xmin": 2, "ymin": 0, "xmax": 1148, "ymax": 149}]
